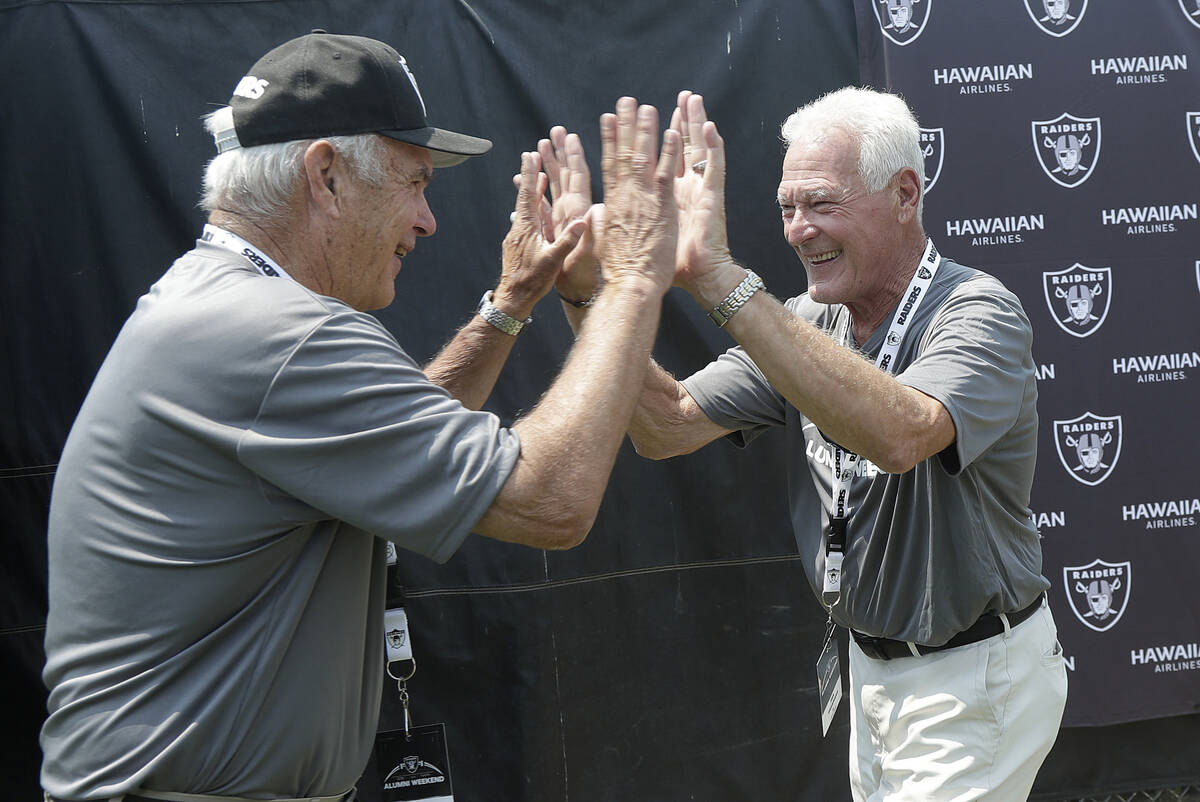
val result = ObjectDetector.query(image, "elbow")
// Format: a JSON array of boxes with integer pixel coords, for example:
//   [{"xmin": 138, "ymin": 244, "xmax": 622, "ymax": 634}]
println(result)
[
  {"xmin": 539, "ymin": 509, "xmax": 596, "ymax": 550},
  {"xmin": 630, "ymin": 433, "xmax": 679, "ymax": 461}
]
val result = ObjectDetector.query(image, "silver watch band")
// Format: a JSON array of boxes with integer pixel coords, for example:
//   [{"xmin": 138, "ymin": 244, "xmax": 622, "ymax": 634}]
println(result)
[
  {"xmin": 477, "ymin": 290, "xmax": 532, "ymax": 336},
  {"xmin": 707, "ymin": 269, "xmax": 764, "ymax": 327}
]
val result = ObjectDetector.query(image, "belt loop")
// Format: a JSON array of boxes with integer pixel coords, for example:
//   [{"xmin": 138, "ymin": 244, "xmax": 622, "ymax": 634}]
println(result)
[
  {"xmin": 999, "ymin": 612, "xmax": 1012, "ymax": 637},
  {"xmin": 906, "ymin": 641, "xmax": 921, "ymax": 657}
]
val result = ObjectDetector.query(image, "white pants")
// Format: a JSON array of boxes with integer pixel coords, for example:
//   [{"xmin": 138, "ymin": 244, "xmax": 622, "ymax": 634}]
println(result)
[{"xmin": 848, "ymin": 601, "xmax": 1068, "ymax": 802}]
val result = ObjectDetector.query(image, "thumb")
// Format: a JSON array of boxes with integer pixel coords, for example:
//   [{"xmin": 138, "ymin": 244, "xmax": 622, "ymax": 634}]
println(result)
[{"xmin": 546, "ymin": 216, "xmax": 587, "ymax": 262}]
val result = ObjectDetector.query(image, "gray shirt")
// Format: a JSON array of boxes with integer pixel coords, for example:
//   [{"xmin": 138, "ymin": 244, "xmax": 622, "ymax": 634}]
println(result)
[
  {"xmin": 41, "ymin": 240, "xmax": 520, "ymax": 799},
  {"xmin": 682, "ymin": 256, "xmax": 1048, "ymax": 645}
]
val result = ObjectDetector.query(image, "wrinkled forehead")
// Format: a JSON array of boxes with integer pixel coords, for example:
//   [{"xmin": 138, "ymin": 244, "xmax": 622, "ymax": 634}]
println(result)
[{"xmin": 778, "ymin": 130, "xmax": 860, "ymax": 193}]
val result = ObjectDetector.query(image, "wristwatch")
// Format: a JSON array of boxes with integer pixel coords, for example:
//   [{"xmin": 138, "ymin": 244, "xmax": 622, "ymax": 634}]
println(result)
[
  {"xmin": 707, "ymin": 269, "xmax": 764, "ymax": 327},
  {"xmin": 477, "ymin": 290, "xmax": 532, "ymax": 336}
]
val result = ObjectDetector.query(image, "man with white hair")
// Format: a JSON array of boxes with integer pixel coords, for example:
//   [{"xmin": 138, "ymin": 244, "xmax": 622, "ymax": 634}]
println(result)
[
  {"xmin": 555, "ymin": 86, "xmax": 1068, "ymax": 799},
  {"xmin": 40, "ymin": 31, "xmax": 683, "ymax": 802}
]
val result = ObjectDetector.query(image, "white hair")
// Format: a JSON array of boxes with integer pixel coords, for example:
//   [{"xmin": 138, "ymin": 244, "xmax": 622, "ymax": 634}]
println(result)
[
  {"xmin": 780, "ymin": 86, "xmax": 925, "ymax": 220},
  {"xmin": 199, "ymin": 106, "xmax": 389, "ymax": 220}
]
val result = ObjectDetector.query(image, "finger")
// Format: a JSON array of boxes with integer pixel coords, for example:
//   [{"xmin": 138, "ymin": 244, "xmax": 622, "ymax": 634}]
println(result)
[
  {"xmin": 669, "ymin": 107, "xmax": 687, "ymax": 178},
  {"xmin": 687, "ymin": 93, "xmax": 707, "ymax": 164},
  {"xmin": 514, "ymin": 151, "xmax": 543, "ymax": 223},
  {"xmin": 550, "ymin": 126, "xmax": 568, "ymax": 166},
  {"xmin": 615, "ymin": 97, "xmax": 638, "ymax": 181},
  {"xmin": 536, "ymin": 173, "xmax": 554, "ymax": 240},
  {"xmin": 537, "ymin": 138, "xmax": 562, "ymax": 202},
  {"xmin": 701, "ymin": 120, "xmax": 726, "ymax": 194},
  {"xmin": 633, "ymin": 103, "xmax": 660, "ymax": 189},
  {"xmin": 564, "ymin": 133, "xmax": 592, "ymax": 201},
  {"xmin": 546, "ymin": 215, "xmax": 588, "ymax": 263},
  {"xmin": 599, "ymin": 113, "xmax": 617, "ymax": 197},
  {"xmin": 656, "ymin": 127, "xmax": 682, "ymax": 197}
]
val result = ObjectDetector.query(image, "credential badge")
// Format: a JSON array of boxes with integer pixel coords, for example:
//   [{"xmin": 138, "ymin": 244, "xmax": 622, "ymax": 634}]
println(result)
[
  {"xmin": 1187, "ymin": 112, "xmax": 1200, "ymax": 165},
  {"xmin": 873, "ymin": 0, "xmax": 931, "ymax": 46},
  {"xmin": 1180, "ymin": 0, "xmax": 1200, "ymax": 29},
  {"xmin": 920, "ymin": 127, "xmax": 944, "ymax": 193},
  {"xmin": 1042, "ymin": 263, "xmax": 1112, "ymax": 338},
  {"xmin": 1063, "ymin": 559, "xmax": 1130, "ymax": 632},
  {"xmin": 1032, "ymin": 113, "xmax": 1101, "ymax": 188},
  {"xmin": 1024, "ymin": 0, "xmax": 1088, "ymax": 37},
  {"xmin": 1054, "ymin": 412, "xmax": 1122, "ymax": 486}
]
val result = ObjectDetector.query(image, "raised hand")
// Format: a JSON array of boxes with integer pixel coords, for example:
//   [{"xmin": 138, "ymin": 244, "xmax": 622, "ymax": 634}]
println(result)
[
  {"xmin": 498, "ymin": 150, "xmax": 588, "ymax": 314},
  {"xmin": 537, "ymin": 127, "xmax": 600, "ymax": 303},
  {"xmin": 671, "ymin": 91, "xmax": 736, "ymax": 296},
  {"xmin": 595, "ymin": 97, "xmax": 681, "ymax": 295}
]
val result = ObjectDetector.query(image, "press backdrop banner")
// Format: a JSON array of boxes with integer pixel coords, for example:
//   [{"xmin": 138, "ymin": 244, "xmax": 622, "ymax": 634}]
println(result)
[{"xmin": 855, "ymin": 0, "xmax": 1200, "ymax": 727}]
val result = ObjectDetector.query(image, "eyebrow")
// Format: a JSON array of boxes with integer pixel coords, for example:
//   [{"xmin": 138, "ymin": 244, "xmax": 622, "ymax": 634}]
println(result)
[{"xmin": 777, "ymin": 187, "xmax": 837, "ymax": 204}]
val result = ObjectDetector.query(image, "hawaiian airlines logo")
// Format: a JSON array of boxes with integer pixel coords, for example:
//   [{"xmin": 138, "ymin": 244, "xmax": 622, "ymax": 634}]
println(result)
[
  {"xmin": 1188, "ymin": 113, "xmax": 1200, "ymax": 165},
  {"xmin": 920, "ymin": 127, "xmax": 944, "ymax": 192},
  {"xmin": 1033, "ymin": 113, "xmax": 1101, "ymax": 188},
  {"xmin": 1181, "ymin": 0, "xmax": 1200, "ymax": 29},
  {"xmin": 1064, "ymin": 559, "xmax": 1130, "ymax": 632},
  {"xmin": 1042, "ymin": 264, "xmax": 1111, "ymax": 338},
  {"xmin": 1054, "ymin": 412, "xmax": 1122, "ymax": 486},
  {"xmin": 873, "ymin": 0, "xmax": 931, "ymax": 46},
  {"xmin": 1025, "ymin": 0, "xmax": 1088, "ymax": 37}
]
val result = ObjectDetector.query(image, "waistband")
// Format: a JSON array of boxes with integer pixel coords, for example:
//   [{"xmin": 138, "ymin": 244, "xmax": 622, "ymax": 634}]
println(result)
[{"xmin": 851, "ymin": 593, "xmax": 1046, "ymax": 661}]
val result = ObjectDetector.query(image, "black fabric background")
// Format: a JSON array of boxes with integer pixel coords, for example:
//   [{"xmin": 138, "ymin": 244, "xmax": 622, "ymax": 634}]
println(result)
[{"xmin": 2, "ymin": 1, "xmax": 1197, "ymax": 800}]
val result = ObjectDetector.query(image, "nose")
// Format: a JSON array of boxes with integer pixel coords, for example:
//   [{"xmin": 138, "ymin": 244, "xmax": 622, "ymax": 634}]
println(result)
[
  {"xmin": 415, "ymin": 192, "xmax": 437, "ymax": 237},
  {"xmin": 785, "ymin": 210, "xmax": 816, "ymax": 248}
]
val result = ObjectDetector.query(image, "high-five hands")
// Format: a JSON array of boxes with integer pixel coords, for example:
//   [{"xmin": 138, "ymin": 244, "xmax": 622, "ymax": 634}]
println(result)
[
  {"xmin": 670, "ymin": 90, "xmax": 737, "ymax": 298},
  {"xmin": 595, "ymin": 97, "xmax": 681, "ymax": 297}
]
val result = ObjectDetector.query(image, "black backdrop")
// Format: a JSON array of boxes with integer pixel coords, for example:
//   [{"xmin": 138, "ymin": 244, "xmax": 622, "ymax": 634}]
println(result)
[{"xmin": 2, "ymin": 1, "xmax": 1198, "ymax": 800}]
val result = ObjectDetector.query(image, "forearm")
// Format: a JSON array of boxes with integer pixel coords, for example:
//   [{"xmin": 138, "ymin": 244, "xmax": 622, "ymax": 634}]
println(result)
[
  {"xmin": 424, "ymin": 288, "xmax": 540, "ymax": 411},
  {"xmin": 696, "ymin": 265, "xmax": 949, "ymax": 472},
  {"xmin": 474, "ymin": 278, "xmax": 666, "ymax": 547},
  {"xmin": 562, "ymin": 300, "xmax": 728, "ymax": 460}
]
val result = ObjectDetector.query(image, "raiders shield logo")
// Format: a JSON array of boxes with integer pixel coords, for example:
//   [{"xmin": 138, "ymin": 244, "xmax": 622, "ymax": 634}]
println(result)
[
  {"xmin": 919, "ymin": 127, "xmax": 944, "ymax": 193},
  {"xmin": 1042, "ymin": 263, "xmax": 1112, "ymax": 338},
  {"xmin": 1063, "ymin": 559, "xmax": 1130, "ymax": 632},
  {"xmin": 1180, "ymin": 0, "xmax": 1200, "ymax": 29},
  {"xmin": 1188, "ymin": 112, "xmax": 1200, "ymax": 165},
  {"xmin": 1054, "ymin": 412, "xmax": 1122, "ymax": 486},
  {"xmin": 1024, "ymin": 0, "xmax": 1088, "ymax": 36},
  {"xmin": 1032, "ymin": 113, "xmax": 1101, "ymax": 188},
  {"xmin": 872, "ymin": 0, "xmax": 931, "ymax": 46}
]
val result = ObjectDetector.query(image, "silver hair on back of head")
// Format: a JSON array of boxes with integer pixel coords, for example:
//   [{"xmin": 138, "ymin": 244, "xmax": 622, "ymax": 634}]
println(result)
[
  {"xmin": 780, "ymin": 86, "xmax": 925, "ymax": 220},
  {"xmin": 199, "ymin": 106, "xmax": 389, "ymax": 220}
]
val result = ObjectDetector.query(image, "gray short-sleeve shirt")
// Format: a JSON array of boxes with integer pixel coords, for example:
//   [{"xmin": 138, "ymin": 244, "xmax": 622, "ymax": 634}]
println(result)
[
  {"xmin": 682, "ymin": 256, "xmax": 1048, "ymax": 645},
  {"xmin": 40, "ymin": 240, "xmax": 520, "ymax": 798}
]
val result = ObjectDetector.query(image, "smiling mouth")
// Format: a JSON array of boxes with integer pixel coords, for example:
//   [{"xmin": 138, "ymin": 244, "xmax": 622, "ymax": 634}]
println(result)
[{"xmin": 807, "ymin": 248, "xmax": 842, "ymax": 266}]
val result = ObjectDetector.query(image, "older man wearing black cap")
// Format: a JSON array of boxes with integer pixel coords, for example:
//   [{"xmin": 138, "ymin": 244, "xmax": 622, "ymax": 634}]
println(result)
[{"xmin": 40, "ymin": 31, "xmax": 682, "ymax": 802}]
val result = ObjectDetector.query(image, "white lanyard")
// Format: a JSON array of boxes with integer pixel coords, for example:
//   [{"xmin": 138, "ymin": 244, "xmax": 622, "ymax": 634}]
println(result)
[
  {"xmin": 201, "ymin": 224, "xmax": 296, "ymax": 282},
  {"xmin": 822, "ymin": 239, "xmax": 941, "ymax": 603}
]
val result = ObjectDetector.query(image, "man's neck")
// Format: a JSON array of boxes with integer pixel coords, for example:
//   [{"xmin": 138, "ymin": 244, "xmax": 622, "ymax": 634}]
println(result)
[
  {"xmin": 846, "ymin": 232, "xmax": 929, "ymax": 347},
  {"xmin": 208, "ymin": 210, "xmax": 335, "ymax": 298}
]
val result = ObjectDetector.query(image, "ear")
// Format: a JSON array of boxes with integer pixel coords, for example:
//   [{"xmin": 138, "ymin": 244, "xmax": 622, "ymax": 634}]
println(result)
[
  {"xmin": 893, "ymin": 166, "xmax": 922, "ymax": 224},
  {"xmin": 302, "ymin": 140, "xmax": 343, "ymax": 219}
]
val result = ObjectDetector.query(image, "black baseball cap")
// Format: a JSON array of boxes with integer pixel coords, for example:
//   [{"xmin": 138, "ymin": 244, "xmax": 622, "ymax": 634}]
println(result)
[{"xmin": 218, "ymin": 31, "xmax": 491, "ymax": 168}]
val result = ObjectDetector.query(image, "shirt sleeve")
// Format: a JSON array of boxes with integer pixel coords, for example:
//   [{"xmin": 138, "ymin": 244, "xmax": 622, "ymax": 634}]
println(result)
[
  {"xmin": 897, "ymin": 275, "xmax": 1035, "ymax": 474},
  {"xmin": 236, "ymin": 310, "xmax": 520, "ymax": 563},
  {"xmin": 681, "ymin": 344, "xmax": 787, "ymax": 448}
]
